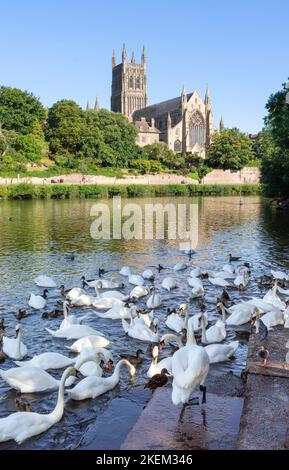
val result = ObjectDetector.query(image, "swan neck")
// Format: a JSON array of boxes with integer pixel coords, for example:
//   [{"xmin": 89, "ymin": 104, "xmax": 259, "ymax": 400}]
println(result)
[
  {"xmin": 186, "ymin": 320, "xmax": 196, "ymax": 346},
  {"xmin": 94, "ymin": 286, "xmax": 100, "ymax": 298},
  {"xmin": 113, "ymin": 360, "xmax": 130, "ymax": 381},
  {"xmin": 16, "ymin": 330, "xmax": 21, "ymax": 357},
  {"xmin": 49, "ymin": 368, "xmax": 72, "ymax": 423},
  {"xmin": 201, "ymin": 318, "xmax": 207, "ymax": 343},
  {"xmin": 221, "ymin": 307, "xmax": 227, "ymax": 323}
]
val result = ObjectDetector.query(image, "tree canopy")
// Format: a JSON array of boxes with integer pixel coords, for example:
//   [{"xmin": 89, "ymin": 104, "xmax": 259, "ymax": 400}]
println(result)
[{"xmin": 207, "ymin": 128, "xmax": 253, "ymax": 170}]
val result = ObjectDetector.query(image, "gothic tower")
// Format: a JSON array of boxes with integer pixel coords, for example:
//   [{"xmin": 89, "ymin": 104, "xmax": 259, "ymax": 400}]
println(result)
[
  {"xmin": 111, "ymin": 45, "xmax": 148, "ymax": 119},
  {"xmin": 204, "ymin": 85, "xmax": 212, "ymax": 146}
]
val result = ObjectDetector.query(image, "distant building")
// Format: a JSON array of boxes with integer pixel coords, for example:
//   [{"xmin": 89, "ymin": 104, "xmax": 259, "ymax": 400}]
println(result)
[{"xmin": 134, "ymin": 117, "xmax": 159, "ymax": 147}]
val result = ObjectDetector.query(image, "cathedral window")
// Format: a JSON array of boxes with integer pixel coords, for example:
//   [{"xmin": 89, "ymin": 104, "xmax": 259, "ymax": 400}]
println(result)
[
  {"xmin": 189, "ymin": 112, "xmax": 205, "ymax": 147},
  {"xmin": 174, "ymin": 140, "xmax": 181, "ymax": 152},
  {"xmin": 136, "ymin": 77, "xmax": 140, "ymax": 89},
  {"xmin": 129, "ymin": 76, "xmax": 134, "ymax": 88}
]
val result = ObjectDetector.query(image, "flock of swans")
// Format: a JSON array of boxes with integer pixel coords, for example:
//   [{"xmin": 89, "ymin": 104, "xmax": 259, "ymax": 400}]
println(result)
[{"xmin": 0, "ymin": 256, "xmax": 289, "ymax": 445}]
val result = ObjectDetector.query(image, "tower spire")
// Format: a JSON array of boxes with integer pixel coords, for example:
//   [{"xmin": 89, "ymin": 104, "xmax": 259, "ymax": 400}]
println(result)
[
  {"xmin": 112, "ymin": 49, "xmax": 116, "ymax": 68},
  {"xmin": 86, "ymin": 100, "xmax": 90, "ymax": 111},
  {"xmin": 131, "ymin": 51, "xmax": 135, "ymax": 64},
  {"xmin": 141, "ymin": 45, "xmax": 146, "ymax": 65},
  {"xmin": 219, "ymin": 116, "xmax": 224, "ymax": 132},
  {"xmin": 181, "ymin": 82, "xmax": 187, "ymax": 108},
  {"xmin": 122, "ymin": 43, "xmax": 127, "ymax": 63},
  {"xmin": 167, "ymin": 112, "xmax": 171, "ymax": 128},
  {"xmin": 94, "ymin": 96, "xmax": 99, "ymax": 112},
  {"xmin": 205, "ymin": 84, "xmax": 211, "ymax": 106}
]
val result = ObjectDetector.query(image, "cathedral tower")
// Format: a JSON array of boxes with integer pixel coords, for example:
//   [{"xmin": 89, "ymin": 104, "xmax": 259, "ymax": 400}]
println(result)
[{"xmin": 111, "ymin": 45, "xmax": 148, "ymax": 119}]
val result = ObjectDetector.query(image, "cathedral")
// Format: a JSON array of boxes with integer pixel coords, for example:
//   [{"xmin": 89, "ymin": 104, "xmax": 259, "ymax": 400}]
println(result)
[{"xmin": 111, "ymin": 46, "xmax": 222, "ymax": 157}]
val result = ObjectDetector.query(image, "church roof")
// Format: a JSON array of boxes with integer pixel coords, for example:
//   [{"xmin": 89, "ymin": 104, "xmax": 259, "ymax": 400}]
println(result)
[
  {"xmin": 134, "ymin": 119, "xmax": 160, "ymax": 133},
  {"xmin": 133, "ymin": 92, "xmax": 193, "ymax": 121}
]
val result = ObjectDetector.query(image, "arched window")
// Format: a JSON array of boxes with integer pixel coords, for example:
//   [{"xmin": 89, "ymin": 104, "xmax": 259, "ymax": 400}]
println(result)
[
  {"xmin": 136, "ymin": 77, "xmax": 140, "ymax": 89},
  {"xmin": 129, "ymin": 76, "xmax": 134, "ymax": 88},
  {"xmin": 189, "ymin": 112, "xmax": 205, "ymax": 146},
  {"xmin": 174, "ymin": 140, "xmax": 182, "ymax": 152}
]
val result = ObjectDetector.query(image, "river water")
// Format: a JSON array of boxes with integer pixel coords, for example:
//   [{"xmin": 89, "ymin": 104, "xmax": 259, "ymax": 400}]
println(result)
[{"xmin": 0, "ymin": 196, "xmax": 288, "ymax": 450}]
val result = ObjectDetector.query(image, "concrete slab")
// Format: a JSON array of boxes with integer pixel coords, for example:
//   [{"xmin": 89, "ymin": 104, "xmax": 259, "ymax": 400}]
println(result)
[{"xmin": 121, "ymin": 387, "xmax": 243, "ymax": 450}]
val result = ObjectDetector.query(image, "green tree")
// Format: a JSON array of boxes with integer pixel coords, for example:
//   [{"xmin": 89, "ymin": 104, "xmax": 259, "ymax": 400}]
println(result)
[
  {"xmin": 144, "ymin": 142, "xmax": 176, "ymax": 168},
  {"xmin": 0, "ymin": 87, "xmax": 46, "ymax": 134},
  {"xmin": 11, "ymin": 134, "xmax": 43, "ymax": 163},
  {"xmin": 264, "ymin": 83, "xmax": 289, "ymax": 149},
  {"xmin": 252, "ymin": 126, "xmax": 276, "ymax": 160},
  {"xmin": 207, "ymin": 128, "xmax": 253, "ymax": 170}
]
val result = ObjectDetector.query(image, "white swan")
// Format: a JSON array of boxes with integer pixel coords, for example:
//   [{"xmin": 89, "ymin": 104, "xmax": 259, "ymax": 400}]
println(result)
[
  {"xmin": 204, "ymin": 341, "xmax": 239, "ymax": 364},
  {"xmin": 68, "ymin": 359, "xmax": 135, "ymax": 400},
  {"xmin": 259, "ymin": 309, "xmax": 286, "ymax": 329},
  {"xmin": 199, "ymin": 314, "xmax": 226, "ymax": 344},
  {"xmin": 65, "ymin": 287, "xmax": 83, "ymax": 302},
  {"xmin": 129, "ymin": 285, "xmax": 150, "ymax": 299},
  {"xmin": 263, "ymin": 283, "xmax": 285, "ymax": 310},
  {"xmin": 146, "ymin": 288, "xmax": 161, "ymax": 309},
  {"xmin": 73, "ymin": 350, "xmax": 109, "ymax": 377},
  {"xmin": 208, "ymin": 277, "xmax": 230, "ymax": 287},
  {"xmin": 70, "ymin": 293, "xmax": 95, "ymax": 307},
  {"xmin": 94, "ymin": 286, "xmax": 127, "ymax": 301},
  {"xmin": 122, "ymin": 314, "xmax": 159, "ymax": 342},
  {"xmin": 142, "ymin": 269, "xmax": 155, "ymax": 280},
  {"xmin": 95, "ymin": 304, "xmax": 136, "ymax": 320},
  {"xmin": 14, "ymin": 352, "xmax": 75, "ymax": 370},
  {"xmin": 147, "ymin": 345, "xmax": 172, "ymax": 378},
  {"xmin": 67, "ymin": 335, "xmax": 110, "ymax": 353},
  {"xmin": 45, "ymin": 324, "xmax": 104, "ymax": 340},
  {"xmin": 161, "ymin": 277, "xmax": 177, "ymax": 291},
  {"xmin": 225, "ymin": 302, "xmax": 255, "ymax": 326},
  {"xmin": 223, "ymin": 264, "xmax": 235, "ymax": 274},
  {"xmin": 165, "ymin": 304, "xmax": 188, "ymax": 333},
  {"xmin": 3, "ymin": 325, "xmax": 27, "ymax": 360},
  {"xmin": 28, "ymin": 290, "xmax": 48, "ymax": 310},
  {"xmin": 234, "ymin": 272, "xmax": 249, "ymax": 289},
  {"xmin": 119, "ymin": 266, "xmax": 131, "ymax": 276},
  {"xmin": 93, "ymin": 297, "xmax": 124, "ymax": 310},
  {"xmin": 34, "ymin": 275, "xmax": 56, "ymax": 288},
  {"xmin": 0, "ymin": 365, "xmax": 77, "ymax": 393},
  {"xmin": 190, "ymin": 267, "xmax": 202, "ymax": 277},
  {"xmin": 160, "ymin": 333, "xmax": 186, "ymax": 350},
  {"xmin": 271, "ymin": 270, "xmax": 289, "ymax": 281},
  {"xmin": 0, "ymin": 367, "xmax": 77, "ymax": 444},
  {"xmin": 173, "ymin": 263, "xmax": 188, "ymax": 271},
  {"xmin": 171, "ymin": 345, "xmax": 210, "ymax": 405},
  {"xmin": 128, "ymin": 274, "xmax": 145, "ymax": 286},
  {"xmin": 84, "ymin": 278, "xmax": 124, "ymax": 289},
  {"xmin": 59, "ymin": 302, "xmax": 89, "ymax": 329}
]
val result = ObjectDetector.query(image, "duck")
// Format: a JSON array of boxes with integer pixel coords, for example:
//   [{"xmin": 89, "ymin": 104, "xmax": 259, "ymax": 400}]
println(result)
[
  {"xmin": 28, "ymin": 289, "xmax": 48, "ymax": 310},
  {"xmin": 229, "ymin": 254, "xmax": 241, "ymax": 263},
  {"xmin": 144, "ymin": 368, "xmax": 170, "ymax": 391},
  {"xmin": 119, "ymin": 349, "xmax": 144, "ymax": 366},
  {"xmin": 42, "ymin": 309, "xmax": 63, "ymax": 319},
  {"xmin": 15, "ymin": 309, "xmax": 28, "ymax": 320},
  {"xmin": 34, "ymin": 275, "xmax": 56, "ymax": 288},
  {"xmin": 119, "ymin": 266, "xmax": 131, "ymax": 276},
  {"xmin": 165, "ymin": 304, "xmax": 188, "ymax": 333},
  {"xmin": 173, "ymin": 263, "xmax": 188, "ymax": 271},
  {"xmin": 2, "ymin": 325, "xmax": 28, "ymax": 360},
  {"xmin": 0, "ymin": 337, "xmax": 6, "ymax": 363},
  {"xmin": 259, "ymin": 346, "xmax": 269, "ymax": 366},
  {"xmin": 0, "ymin": 367, "xmax": 78, "ymax": 444},
  {"xmin": 171, "ymin": 344, "xmax": 210, "ymax": 405},
  {"xmin": 142, "ymin": 269, "xmax": 155, "ymax": 281},
  {"xmin": 14, "ymin": 351, "xmax": 75, "ymax": 370},
  {"xmin": 15, "ymin": 398, "xmax": 32, "ymax": 413},
  {"xmin": 128, "ymin": 273, "xmax": 145, "ymax": 286},
  {"xmin": 45, "ymin": 324, "xmax": 104, "ymax": 340},
  {"xmin": 0, "ymin": 364, "xmax": 77, "ymax": 393},
  {"xmin": 101, "ymin": 359, "xmax": 114, "ymax": 374},
  {"xmin": 129, "ymin": 285, "xmax": 150, "ymax": 300},
  {"xmin": 204, "ymin": 341, "xmax": 239, "ymax": 364},
  {"xmin": 146, "ymin": 288, "xmax": 161, "ymax": 309},
  {"xmin": 161, "ymin": 277, "xmax": 177, "ymax": 291},
  {"xmin": 147, "ymin": 345, "xmax": 172, "ymax": 378},
  {"xmin": 0, "ymin": 319, "xmax": 5, "ymax": 332},
  {"xmin": 122, "ymin": 313, "xmax": 159, "ymax": 343},
  {"xmin": 68, "ymin": 359, "xmax": 135, "ymax": 401},
  {"xmin": 66, "ymin": 335, "xmax": 110, "ymax": 353},
  {"xmin": 199, "ymin": 313, "xmax": 226, "ymax": 344}
]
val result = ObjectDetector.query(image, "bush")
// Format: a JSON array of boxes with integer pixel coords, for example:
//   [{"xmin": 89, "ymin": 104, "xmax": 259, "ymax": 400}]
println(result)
[{"xmin": 207, "ymin": 128, "xmax": 253, "ymax": 170}]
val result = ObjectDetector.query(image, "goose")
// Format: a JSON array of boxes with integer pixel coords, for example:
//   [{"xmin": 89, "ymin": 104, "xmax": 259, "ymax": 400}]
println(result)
[
  {"xmin": 199, "ymin": 314, "xmax": 226, "ymax": 344},
  {"xmin": 204, "ymin": 341, "xmax": 239, "ymax": 364},
  {"xmin": 147, "ymin": 345, "xmax": 172, "ymax": 378},
  {"xmin": 34, "ymin": 275, "xmax": 56, "ymax": 288},
  {"xmin": 95, "ymin": 304, "xmax": 137, "ymax": 320},
  {"xmin": 208, "ymin": 277, "xmax": 230, "ymax": 287},
  {"xmin": 3, "ymin": 325, "xmax": 27, "ymax": 360},
  {"xmin": 0, "ymin": 367, "xmax": 78, "ymax": 444},
  {"xmin": 119, "ymin": 266, "xmax": 131, "ymax": 276},
  {"xmin": 93, "ymin": 296, "xmax": 124, "ymax": 310},
  {"xmin": 66, "ymin": 335, "xmax": 110, "ymax": 353},
  {"xmin": 14, "ymin": 352, "xmax": 75, "ymax": 370},
  {"xmin": 128, "ymin": 273, "xmax": 145, "ymax": 286},
  {"xmin": 161, "ymin": 277, "xmax": 177, "ymax": 291},
  {"xmin": 171, "ymin": 344, "xmax": 210, "ymax": 405},
  {"xmin": 129, "ymin": 285, "xmax": 150, "ymax": 299},
  {"xmin": 144, "ymin": 368, "xmax": 170, "ymax": 391},
  {"xmin": 94, "ymin": 286, "xmax": 127, "ymax": 301},
  {"xmin": 0, "ymin": 363, "xmax": 78, "ymax": 393},
  {"xmin": 165, "ymin": 305, "xmax": 188, "ymax": 333},
  {"xmin": 45, "ymin": 324, "xmax": 104, "ymax": 340},
  {"xmin": 271, "ymin": 270, "xmax": 289, "ymax": 281},
  {"xmin": 146, "ymin": 288, "xmax": 161, "ymax": 309},
  {"xmin": 119, "ymin": 349, "xmax": 144, "ymax": 366},
  {"xmin": 173, "ymin": 263, "xmax": 188, "ymax": 271},
  {"xmin": 142, "ymin": 269, "xmax": 155, "ymax": 281},
  {"xmin": 28, "ymin": 290, "xmax": 48, "ymax": 310},
  {"xmin": 68, "ymin": 359, "xmax": 135, "ymax": 400},
  {"xmin": 66, "ymin": 287, "xmax": 84, "ymax": 302},
  {"xmin": 122, "ymin": 313, "xmax": 159, "ymax": 343}
]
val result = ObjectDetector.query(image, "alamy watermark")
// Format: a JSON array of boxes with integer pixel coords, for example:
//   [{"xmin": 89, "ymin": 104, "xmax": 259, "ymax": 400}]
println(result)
[{"xmin": 90, "ymin": 196, "xmax": 199, "ymax": 250}]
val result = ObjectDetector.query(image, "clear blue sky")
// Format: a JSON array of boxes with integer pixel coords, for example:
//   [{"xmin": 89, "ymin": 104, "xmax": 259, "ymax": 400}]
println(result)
[{"xmin": 1, "ymin": 0, "xmax": 288, "ymax": 133}]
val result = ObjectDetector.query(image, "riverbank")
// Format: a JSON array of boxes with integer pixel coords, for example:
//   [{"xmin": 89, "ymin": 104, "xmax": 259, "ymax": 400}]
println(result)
[{"xmin": 0, "ymin": 183, "xmax": 262, "ymax": 199}]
